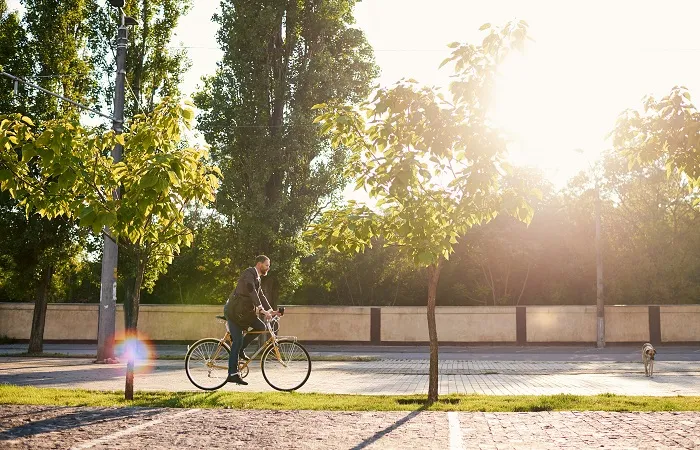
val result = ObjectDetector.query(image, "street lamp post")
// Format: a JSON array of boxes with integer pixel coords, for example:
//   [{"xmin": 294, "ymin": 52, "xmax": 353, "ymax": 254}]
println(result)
[
  {"xmin": 574, "ymin": 148, "xmax": 605, "ymax": 348},
  {"xmin": 96, "ymin": 1, "xmax": 138, "ymax": 362},
  {"xmin": 595, "ymin": 175, "xmax": 605, "ymax": 348}
]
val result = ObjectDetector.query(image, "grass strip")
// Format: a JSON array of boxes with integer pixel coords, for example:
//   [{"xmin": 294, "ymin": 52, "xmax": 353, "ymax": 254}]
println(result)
[{"xmin": 1, "ymin": 384, "xmax": 699, "ymax": 412}]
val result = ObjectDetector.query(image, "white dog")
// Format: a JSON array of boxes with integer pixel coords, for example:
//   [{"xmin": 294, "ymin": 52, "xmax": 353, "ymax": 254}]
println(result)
[{"xmin": 642, "ymin": 343, "xmax": 656, "ymax": 377}]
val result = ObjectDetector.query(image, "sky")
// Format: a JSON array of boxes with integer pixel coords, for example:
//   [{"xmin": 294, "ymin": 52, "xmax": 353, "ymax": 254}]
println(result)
[
  {"xmin": 7, "ymin": 0, "xmax": 700, "ymax": 188},
  {"xmin": 167, "ymin": 0, "xmax": 700, "ymax": 188}
]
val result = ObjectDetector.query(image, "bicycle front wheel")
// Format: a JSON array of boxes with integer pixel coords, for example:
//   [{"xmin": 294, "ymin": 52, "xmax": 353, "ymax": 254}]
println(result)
[
  {"xmin": 261, "ymin": 339, "xmax": 311, "ymax": 391},
  {"xmin": 185, "ymin": 338, "xmax": 231, "ymax": 391}
]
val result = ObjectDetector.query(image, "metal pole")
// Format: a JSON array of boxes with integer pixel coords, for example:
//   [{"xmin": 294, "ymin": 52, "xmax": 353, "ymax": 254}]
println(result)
[
  {"xmin": 595, "ymin": 177, "xmax": 605, "ymax": 348},
  {"xmin": 96, "ymin": 14, "xmax": 127, "ymax": 362}
]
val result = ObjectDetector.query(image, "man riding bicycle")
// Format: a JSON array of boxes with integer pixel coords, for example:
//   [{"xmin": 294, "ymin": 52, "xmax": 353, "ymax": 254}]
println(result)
[{"xmin": 224, "ymin": 255, "xmax": 280, "ymax": 385}]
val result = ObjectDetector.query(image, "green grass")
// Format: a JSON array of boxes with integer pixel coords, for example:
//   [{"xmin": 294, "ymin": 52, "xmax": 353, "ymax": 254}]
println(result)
[
  {"xmin": 1, "ymin": 384, "xmax": 699, "ymax": 412},
  {"xmin": 0, "ymin": 352, "xmax": 379, "ymax": 362}
]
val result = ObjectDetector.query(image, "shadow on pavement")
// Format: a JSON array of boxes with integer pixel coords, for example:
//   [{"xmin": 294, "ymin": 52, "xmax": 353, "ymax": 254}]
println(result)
[
  {"xmin": 0, "ymin": 367, "xmax": 125, "ymax": 388},
  {"xmin": 0, "ymin": 406, "xmax": 65, "ymax": 421},
  {"xmin": 0, "ymin": 406, "xmax": 163, "ymax": 440},
  {"xmin": 349, "ymin": 406, "xmax": 427, "ymax": 450},
  {"xmin": 0, "ymin": 360, "xmax": 187, "ymax": 389}
]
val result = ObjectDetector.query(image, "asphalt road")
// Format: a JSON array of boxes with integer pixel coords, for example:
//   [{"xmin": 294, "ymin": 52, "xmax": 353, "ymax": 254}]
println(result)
[{"xmin": 2, "ymin": 343, "xmax": 700, "ymax": 361}]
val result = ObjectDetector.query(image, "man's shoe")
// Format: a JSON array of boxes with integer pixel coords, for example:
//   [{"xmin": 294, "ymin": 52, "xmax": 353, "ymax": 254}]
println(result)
[
  {"xmin": 226, "ymin": 374, "xmax": 248, "ymax": 385},
  {"xmin": 238, "ymin": 351, "xmax": 250, "ymax": 361}
]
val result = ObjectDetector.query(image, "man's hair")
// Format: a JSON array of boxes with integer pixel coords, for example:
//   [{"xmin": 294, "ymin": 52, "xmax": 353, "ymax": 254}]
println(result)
[{"xmin": 255, "ymin": 255, "xmax": 270, "ymax": 264}]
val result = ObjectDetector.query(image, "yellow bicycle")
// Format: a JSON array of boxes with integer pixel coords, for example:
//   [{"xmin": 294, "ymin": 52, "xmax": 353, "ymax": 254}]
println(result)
[{"xmin": 185, "ymin": 307, "xmax": 311, "ymax": 391}]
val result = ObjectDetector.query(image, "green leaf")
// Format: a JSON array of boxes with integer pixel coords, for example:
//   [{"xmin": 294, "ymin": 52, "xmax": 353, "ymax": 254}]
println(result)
[
  {"xmin": 167, "ymin": 170, "xmax": 179, "ymax": 184},
  {"xmin": 417, "ymin": 251, "xmax": 434, "ymax": 265},
  {"xmin": 115, "ymin": 134, "xmax": 125, "ymax": 146},
  {"xmin": 182, "ymin": 108, "xmax": 195, "ymax": 120},
  {"xmin": 141, "ymin": 174, "xmax": 158, "ymax": 188},
  {"xmin": 22, "ymin": 145, "xmax": 37, "ymax": 162},
  {"xmin": 21, "ymin": 116, "xmax": 35, "ymax": 127},
  {"xmin": 99, "ymin": 212, "xmax": 117, "ymax": 227},
  {"xmin": 438, "ymin": 57, "xmax": 452, "ymax": 69},
  {"xmin": 78, "ymin": 205, "xmax": 94, "ymax": 220}
]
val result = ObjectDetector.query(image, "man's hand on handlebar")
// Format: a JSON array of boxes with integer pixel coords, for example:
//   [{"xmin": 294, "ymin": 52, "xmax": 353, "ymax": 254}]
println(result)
[
  {"xmin": 257, "ymin": 306, "xmax": 285, "ymax": 320},
  {"xmin": 258, "ymin": 308, "xmax": 279, "ymax": 320}
]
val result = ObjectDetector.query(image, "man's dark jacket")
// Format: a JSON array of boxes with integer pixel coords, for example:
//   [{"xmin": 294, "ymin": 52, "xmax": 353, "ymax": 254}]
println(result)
[{"xmin": 225, "ymin": 267, "xmax": 271, "ymax": 327}]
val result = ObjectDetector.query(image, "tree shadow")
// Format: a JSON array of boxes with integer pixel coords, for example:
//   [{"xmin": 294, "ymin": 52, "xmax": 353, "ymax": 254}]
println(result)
[
  {"xmin": 349, "ymin": 403, "xmax": 429, "ymax": 450},
  {"xmin": 0, "ymin": 367, "xmax": 125, "ymax": 388},
  {"xmin": 0, "ymin": 360, "xmax": 187, "ymax": 389},
  {"xmin": 0, "ymin": 406, "xmax": 163, "ymax": 440},
  {"xmin": 0, "ymin": 405, "xmax": 64, "ymax": 420}
]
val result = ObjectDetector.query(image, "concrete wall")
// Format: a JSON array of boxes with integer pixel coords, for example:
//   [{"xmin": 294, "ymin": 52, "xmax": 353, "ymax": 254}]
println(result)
[
  {"xmin": 0, "ymin": 303, "xmax": 698, "ymax": 343},
  {"xmin": 0, "ymin": 303, "xmax": 371, "ymax": 342},
  {"xmin": 526, "ymin": 306, "xmax": 596, "ymax": 342},
  {"xmin": 605, "ymin": 306, "xmax": 650, "ymax": 343},
  {"xmin": 660, "ymin": 305, "xmax": 700, "ymax": 342},
  {"xmin": 278, "ymin": 306, "xmax": 371, "ymax": 342},
  {"xmin": 0, "ymin": 303, "xmax": 35, "ymax": 340},
  {"xmin": 381, "ymin": 307, "xmax": 516, "ymax": 342}
]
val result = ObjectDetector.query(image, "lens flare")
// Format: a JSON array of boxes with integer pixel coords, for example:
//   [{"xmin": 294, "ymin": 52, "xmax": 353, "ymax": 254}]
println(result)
[{"xmin": 114, "ymin": 333, "xmax": 155, "ymax": 374}]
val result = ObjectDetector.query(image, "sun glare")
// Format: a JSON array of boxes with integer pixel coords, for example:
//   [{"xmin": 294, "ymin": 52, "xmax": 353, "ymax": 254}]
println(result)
[
  {"xmin": 488, "ymin": 51, "xmax": 574, "ymax": 174},
  {"xmin": 488, "ymin": 41, "xmax": 623, "ymax": 185},
  {"xmin": 114, "ymin": 333, "xmax": 156, "ymax": 374}
]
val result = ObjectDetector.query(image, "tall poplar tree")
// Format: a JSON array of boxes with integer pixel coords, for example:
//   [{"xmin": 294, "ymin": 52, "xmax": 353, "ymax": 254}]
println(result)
[{"xmin": 194, "ymin": 0, "xmax": 378, "ymax": 302}]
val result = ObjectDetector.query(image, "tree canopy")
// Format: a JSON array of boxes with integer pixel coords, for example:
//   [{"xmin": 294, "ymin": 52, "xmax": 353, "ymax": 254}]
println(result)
[
  {"xmin": 306, "ymin": 21, "xmax": 533, "ymax": 402},
  {"xmin": 193, "ymin": 0, "xmax": 378, "ymax": 303}
]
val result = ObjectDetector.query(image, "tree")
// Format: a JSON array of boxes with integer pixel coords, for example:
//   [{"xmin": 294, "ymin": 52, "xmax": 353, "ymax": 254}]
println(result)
[
  {"xmin": 86, "ymin": 0, "xmax": 192, "ymax": 117},
  {"xmin": 610, "ymin": 87, "xmax": 700, "ymax": 305},
  {"xmin": 142, "ymin": 209, "xmax": 233, "ymax": 305},
  {"xmin": 601, "ymin": 146, "xmax": 700, "ymax": 304},
  {"xmin": 441, "ymin": 168, "xmax": 549, "ymax": 307},
  {"xmin": 307, "ymin": 22, "xmax": 532, "ymax": 402},
  {"xmin": 194, "ymin": 0, "xmax": 378, "ymax": 303},
  {"xmin": 0, "ymin": 0, "xmax": 32, "ymax": 114},
  {"xmin": 0, "ymin": 189, "xmax": 87, "ymax": 352},
  {"xmin": 292, "ymin": 242, "xmax": 426, "ymax": 306},
  {"xmin": 611, "ymin": 87, "xmax": 700, "ymax": 184},
  {"xmin": 21, "ymin": 0, "xmax": 99, "ymax": 121},
  {"xmin": 1, "ymin": 0, "xmax": 96, "ymax": 353},
  {"xmin": 0, "ymin": 98, "xmax": 220, "ymax": 399}
]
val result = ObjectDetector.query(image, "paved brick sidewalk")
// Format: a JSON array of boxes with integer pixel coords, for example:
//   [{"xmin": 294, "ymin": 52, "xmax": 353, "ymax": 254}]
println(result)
[
  {"xmin": 1, "ymin": 405, "xmax": 699, "ymax": 449},
  {"xmin": 1, "ymin": 357, "xmax": 699, "ymax": 396}
]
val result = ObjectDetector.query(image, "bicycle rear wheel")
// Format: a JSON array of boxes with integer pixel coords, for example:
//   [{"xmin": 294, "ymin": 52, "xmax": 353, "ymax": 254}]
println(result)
[
  {"xmin": 185, "ymin": 338, "xmax": 230, "ymax": 391},
  {"xmin": 261, "ymin": 339, "xmax": 311, "ymax": 391}
]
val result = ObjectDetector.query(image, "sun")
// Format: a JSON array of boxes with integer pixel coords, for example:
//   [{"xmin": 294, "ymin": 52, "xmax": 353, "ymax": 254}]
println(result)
[
  {"xmin": 488, "ymin": 52, "xmax": 560, "ymax": 167},
  {"xmin": 486, "ymin": 41, "xmax": 620, "ymax": 187}
]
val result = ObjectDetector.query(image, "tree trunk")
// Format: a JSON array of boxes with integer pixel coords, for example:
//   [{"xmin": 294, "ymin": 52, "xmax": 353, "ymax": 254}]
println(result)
[
  {"xmin": 124, "ymin": 259, "xmax": 146, "ymax": 401},
  {"xmin": 28, "ymin": 265, "xmax": 53, "ymax": 354},
  {"xmin": 427, "ymin": 260, "xmax": 442, "ymax": 403}
]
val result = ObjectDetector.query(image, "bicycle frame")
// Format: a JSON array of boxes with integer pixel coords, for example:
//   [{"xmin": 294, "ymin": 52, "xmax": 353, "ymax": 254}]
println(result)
[{"xmin": 210, "ymin": 316, "xmax": 289, "ymax": 371}]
